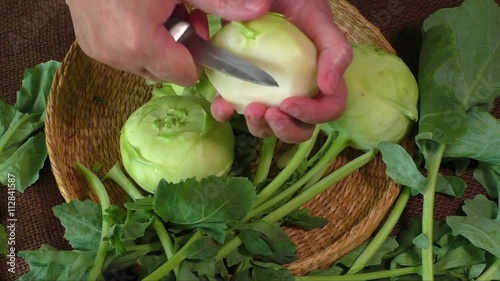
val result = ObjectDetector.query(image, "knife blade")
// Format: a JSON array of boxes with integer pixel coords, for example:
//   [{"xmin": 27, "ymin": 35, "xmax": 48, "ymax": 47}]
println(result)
[{"xmin": 165, "ymin": 18, "xmax": 279, "ymax": 87}]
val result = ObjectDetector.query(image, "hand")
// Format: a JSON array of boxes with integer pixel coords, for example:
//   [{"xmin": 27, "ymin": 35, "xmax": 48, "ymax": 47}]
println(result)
[
  {"xmin": 211, "ymin": 0, "xmax": 353, "ymax": 143},
  {"xmin": 66, "ymin": 0, "xmax": 270, "ymax": 86}
]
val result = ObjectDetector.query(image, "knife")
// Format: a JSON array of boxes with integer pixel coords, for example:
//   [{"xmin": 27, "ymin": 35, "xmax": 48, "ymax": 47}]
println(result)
[{"xmin": 164, "ymin": 18, "xmax": 279, "ymax": 87}]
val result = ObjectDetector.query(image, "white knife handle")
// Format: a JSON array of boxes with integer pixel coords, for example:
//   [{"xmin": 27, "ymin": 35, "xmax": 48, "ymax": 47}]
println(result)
[{"xmin": 164, "ymin": 18, "xmax": 194, "ymax": 42}]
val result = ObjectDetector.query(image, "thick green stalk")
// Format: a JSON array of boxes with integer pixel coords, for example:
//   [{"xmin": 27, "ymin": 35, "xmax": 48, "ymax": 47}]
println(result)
[
  {"xmin": 262, "ymin": 150, "xmax": 375, "ymax": 223},
  {"xmin": 477, "ymin": 259, "xmax": 500, "ymax": 281},
  {"xmin": 215, "ymin": 150, "xmax": 375, "ymax": 261},
  {"xmin": 242, "ymin": 135, "xmax": 348, "ymax": 222},
  {"xmin": 253, "ymin": 136, "xmax": 277, "ymax": 185},
  {"xmin": 254, "ymin": 126, "xmax": 320, "ymax": 207},
  {"xmin": 76, "ymin": 163, "xmax": 111, "ymax": 281},
  {"xmin": 421, "ymin": 143, "xmax": 446, "ymax": 281},
  {"xmin": 347, "ymin": 186, "xmax": 412, "ymax": 274},
  {"xmin": 295, "ymin": 265, "xmax": 421, "ymax": 281},
  {"xmin": 104, "ymin": 164, "xmax": 176, "ymax": 272},
  {"xmin": 142, "ymin": 231, "xmax": 204, "ymax": 281},
  {"xmin": 124, "ymin": 242, "xmax": 163, "ymax": 253}
]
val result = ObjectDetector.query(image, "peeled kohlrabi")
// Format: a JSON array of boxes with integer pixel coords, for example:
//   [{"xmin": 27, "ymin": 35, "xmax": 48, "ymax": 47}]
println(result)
[
  {"xmin": 205, "ymin": 12, "xmax": 319, "ymax": 114},
  {"xmin": 120, "ymin": 94, "xmax": 235, "ymax": 193},
  {"xmin": 322, "ymin": 43, "xmax": 419, "ymax": 151}
]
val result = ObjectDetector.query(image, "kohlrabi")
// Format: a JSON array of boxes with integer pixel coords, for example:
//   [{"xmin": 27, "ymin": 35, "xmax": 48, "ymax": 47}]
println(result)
[
  {"xmin": 120, "ymin": 94, "xmax": 235, "ymax": 193},
  {"xmin": 322, "ymin": 42, "xmax": 419, "ymax": 152},
  {"xmin": 205, "ymin": 12, "xmax": 319, "ymax": 114}
]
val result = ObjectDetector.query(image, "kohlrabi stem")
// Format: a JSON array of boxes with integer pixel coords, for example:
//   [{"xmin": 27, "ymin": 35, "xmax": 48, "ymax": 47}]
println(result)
[
  {"xmin": 262, "ymin": 150, "xmax": 375, "ymax": 224},
  {"xmin": 104, "ymin": 164, "xmax": 177, "ymax": 272},
  {"xmin": 142, "ymin": 230, "xmax": 203, "ymax": 281},
  {"xmin": 242, "ymin": 135, "xmax": 348, "ymax": 222},
  {"xmin": 306, "ymin": 132, "xmax": 335, "ymax": 167},
  {"xmin": 422, "ymin": 143, "xmax": 446, "ymax": 281},
  {"xmin": 477, "ymin": 258, "xmax": 500, "ymax": 281},
  {"xmin": 124, "ymin": 242, "xmax": 163, "ymax": 253},
  {"xmin": 347, "ymin": 185, "xmax": 412, "ymax": 274},
  {"xmin": 295, "ymin": 265, "xmax": 421, "ymax": 281},
  {"xmin": 254, "ymin": 126, "xmax": 320, "ymax": 207},
  {"xmin": 215, "ymin": 150, "xmax": 375, "ymax": 262},
  {"xmin": 76, "ymin": 162, "xmax": 111, "ymax": 281},
  {"xmin": 253, "ymin": 136, "xmax": 277, "ymax": 185}
]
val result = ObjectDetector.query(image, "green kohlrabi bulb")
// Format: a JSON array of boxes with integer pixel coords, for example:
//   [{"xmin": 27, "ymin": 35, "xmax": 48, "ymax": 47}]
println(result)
[
  {"xmin": 120, "ymin": 95, "xmax": 235, "ymax": 193},
  {"xmin": 323, "ymin": 43, "xmax": 419, "ymax": 151}
]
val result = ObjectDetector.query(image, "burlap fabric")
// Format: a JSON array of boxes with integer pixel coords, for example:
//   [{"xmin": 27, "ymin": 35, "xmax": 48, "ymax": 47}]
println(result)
[{"xmin": 0, "ymin": 0, "xmax": 497, "ymax": 280}]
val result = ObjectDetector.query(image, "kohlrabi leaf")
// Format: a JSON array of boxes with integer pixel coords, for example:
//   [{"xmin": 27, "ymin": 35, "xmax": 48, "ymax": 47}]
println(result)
[
  {"xmin": 446, "ymin": 195, "xmax": 500, "ymax": 259},
  {"xmin": 235, "ymin": 221, "xmax": 297, "ymax": 265},
  {"xmin": 0, "ymin": 60, "xmax": 60, "ymax": 191},
  {"xmin": 52, "ymin": 200, "xmax": 102, "ymax": 251},
  {"xmin": 442, "ymin": 108, "xmax": 500, "ymax": 165},
  {"xmin": 433, "ymin": 233, "xmax": 486, "ymax": 274},
  {"xmin": 435, "ymin": 174, "xmax": 467, "ymax": 197},
  {"xmin": 0, "ymin": 132, "xmax": 48, "ymax": 192},
  {"xmin": 417, "ymin": 0, "xmax": 500, "ymax": 145},
  {"xmin": 17, "ymin": 244, "xmax": 95, "ymax": 281},
  {"xmin": 473, "ymin": 162, "xmax": 500, "ymax": 198},
  {"xmin": 282, "ymin": 208, "xmax": 329, "ymax": 231},
  {"xmin": 335, "ymin": 236, "xmax": 399, "ymax": 268},
  {"xmin": 153, "ymin": 176, "xmax": 257, "ymax": 226},
  {"xmin": 0, "ymin": 224, "xmax": 7, "ymax": 255},
  {"xmin": 185, "ymin": 236, "xmax": 221, "ymax": 260},
  {"xmin": 378, "ymin": 141, "xmax": 427, "ymax": 195},
  {"xmin": 104, "ymin": 206, "xmax": 154, "ymax": 253},
  {"xmin": 15, "ymin": 60, "xmax": 61, "ymax": 117},
  {"xmin": 251, "ymin": 261, "xmax": 295, "ymax": 281}
]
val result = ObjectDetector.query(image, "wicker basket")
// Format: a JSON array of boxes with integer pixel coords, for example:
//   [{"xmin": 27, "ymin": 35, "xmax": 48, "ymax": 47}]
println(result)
[{"xmin": 45, "ymin": 0, "xmax": 404, "ymax": 276}]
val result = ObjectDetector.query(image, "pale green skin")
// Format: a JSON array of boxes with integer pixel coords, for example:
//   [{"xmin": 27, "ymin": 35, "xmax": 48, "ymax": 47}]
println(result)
[
  {"xmin": 120, "ymin": 95, "xmax": 235, "ymax": 193},
  {"xmin": 324, "ymin": 43, "xmax": 419, "ymax": 151},
  {"xmin": 205, "ymin": 13, "xmax": 318, "ymax": 114}
]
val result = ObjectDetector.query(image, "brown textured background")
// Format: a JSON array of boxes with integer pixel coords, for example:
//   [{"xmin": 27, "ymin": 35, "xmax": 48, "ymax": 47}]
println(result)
[{"xmin": 0, "ymin": 0, "xmax": 498, "ymax": 280}]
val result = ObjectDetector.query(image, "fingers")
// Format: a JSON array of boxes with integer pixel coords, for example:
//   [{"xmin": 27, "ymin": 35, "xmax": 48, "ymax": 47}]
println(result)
[
  {"xmin": 187, "ymin": 0, "xmax": 270, "ymax": 21},
  {"xmin": 244, "ymin": 103, "xmax": 273, "ymax": 138},
  {"xmin": 265, "ymin": 108, "xmax": 316, "ymax": 144},
  {"xmin": 211, "ymin": 94, "xmax": 235, "ymax": 122},
  {"xmin": 280, "ymin": 78, "xmax": 348, "ymax": 124},
  {"xmin": 272, "ymin": 0, "xmax": 352, "ymax": 95}
]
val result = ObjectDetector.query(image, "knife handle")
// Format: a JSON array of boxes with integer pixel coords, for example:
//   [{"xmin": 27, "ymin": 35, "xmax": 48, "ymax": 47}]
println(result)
[{"xmin": 164, "ymin": 18, "xmax": 195, "ymax": 43}]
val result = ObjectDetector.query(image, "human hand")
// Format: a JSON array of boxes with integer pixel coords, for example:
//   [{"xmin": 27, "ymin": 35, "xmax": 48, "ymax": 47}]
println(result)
[
  {"xmin": 210, "ymin": 0, "xmax": 353, "ymax": 143},
  {"xmin": 66, "ymin": 0, "xmax": 270, "ymax": 86}
]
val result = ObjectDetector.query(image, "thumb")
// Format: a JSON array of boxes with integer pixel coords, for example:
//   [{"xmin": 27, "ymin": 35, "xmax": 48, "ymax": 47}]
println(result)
[{"xmin": 187, "ymin": 0, "xmax": 270, "ymax": 21}]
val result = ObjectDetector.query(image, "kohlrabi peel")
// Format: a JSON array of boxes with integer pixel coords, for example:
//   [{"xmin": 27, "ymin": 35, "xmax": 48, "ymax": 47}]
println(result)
[
  {"xmin": 205, "ymin": 12, "xmax": 319, "ymax": 114},
  {"xmin": 322, "ymin": 43, "xmax": 419, "ymax": 151},
  {"xmin": 120, "ymin": 95, "xmax": 235, "ymax": 193}
]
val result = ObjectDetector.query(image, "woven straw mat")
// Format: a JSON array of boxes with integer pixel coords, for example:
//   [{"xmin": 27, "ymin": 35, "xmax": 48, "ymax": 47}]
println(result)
[{"xmin": 45, "ymin": 0, "xmax": 407, "ymax": 276}]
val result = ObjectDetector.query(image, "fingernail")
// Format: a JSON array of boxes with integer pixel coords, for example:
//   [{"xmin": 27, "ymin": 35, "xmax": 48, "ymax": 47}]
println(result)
[
  {"xmin": 269, "ymin": 116, "xmax": 286, "ymax": 130},
  {"xmin": 244, "ymin": 0, "xmax": 265, "ymax": 11},
  {"xmin": 282, "ymin": 103, "xmax": 301, "ymax": 118}
]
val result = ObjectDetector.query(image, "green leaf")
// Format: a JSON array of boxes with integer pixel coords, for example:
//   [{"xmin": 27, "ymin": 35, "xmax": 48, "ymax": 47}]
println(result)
[
  {"xmin": 442, "ymin": 108, "xmax": 500, "ymax": 165},
  {"xmin": 435, "ymin": 174, "xmax": 467, "ymax": 197},
  {"xmin": 153, "ymin": 176, "xmax": 257, "ymax": 226},
  {"xmin": 104, "ymin": 206, "xmax": 154, "ymax": 253},
  {"xmin": 236, "ymin": 221, "xmax": 298, "ymax": 265},
  {"xmin": 0, "ymin": 224, "xmax": 7, "ymax": 255},
  {"xmin": 307, "ymin": 266, "xmax": 344, "ymax": 276},
  {"xmin": 52, "ymin": 200, "xmax": 102, "ymax": 251},
  {"xmin": 186, "ymin": 236, "xmax": 221, "ymax": 260},
  {"xmin": 336, "ymin": 236, "xmax": 399, "ymax": 268},
  {"xmin": 17, "ymin": 244, "xmax": 95, "ymax": 281},
  {"xmin": 252, "ymin": 261, "xmax": 296, "ymax": 281},
  {"xmin": 433, "ymin": 233, "xmax": 486, "ymax": 274},
  {"xmin": 446, "ymin": 195, "xmax": 500, "ymax": 258},
  {"xmin": 282, "ymin": 209, "xmax": 329, "ymax": 231},
  {"xmin": 413, "ymin": 233, "xmax": 430, "ymax": 249},
  {"xmin": 15, "ymin": 60, "xmax": 60, "ymax": 116},
  {"xmin": 473, "ymin": 162, "xmax": 500, "ymax": 198},
  {"xmin": 461, "ymin": 195, "xmax": 498, "ymax": 219},
  {"xmin": 239, "ymin": 229, "xmax": 274, "ymax": 257},
  {"xmin": 417, "ymin": 0, "xmax": 500, "ymax": 145},
  {"xmin": 378, "ymin": 142, "xmax": 427, "ymax": 194},
  {"xmin": 0, "ymin": 60, "xmax": 60, "ymax": 192}
]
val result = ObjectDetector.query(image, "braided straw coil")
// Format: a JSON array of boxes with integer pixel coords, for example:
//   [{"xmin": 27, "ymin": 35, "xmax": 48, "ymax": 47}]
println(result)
[{"xmin": 45, "ymin": 0, "xmax": 406, "ymax": 276}]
